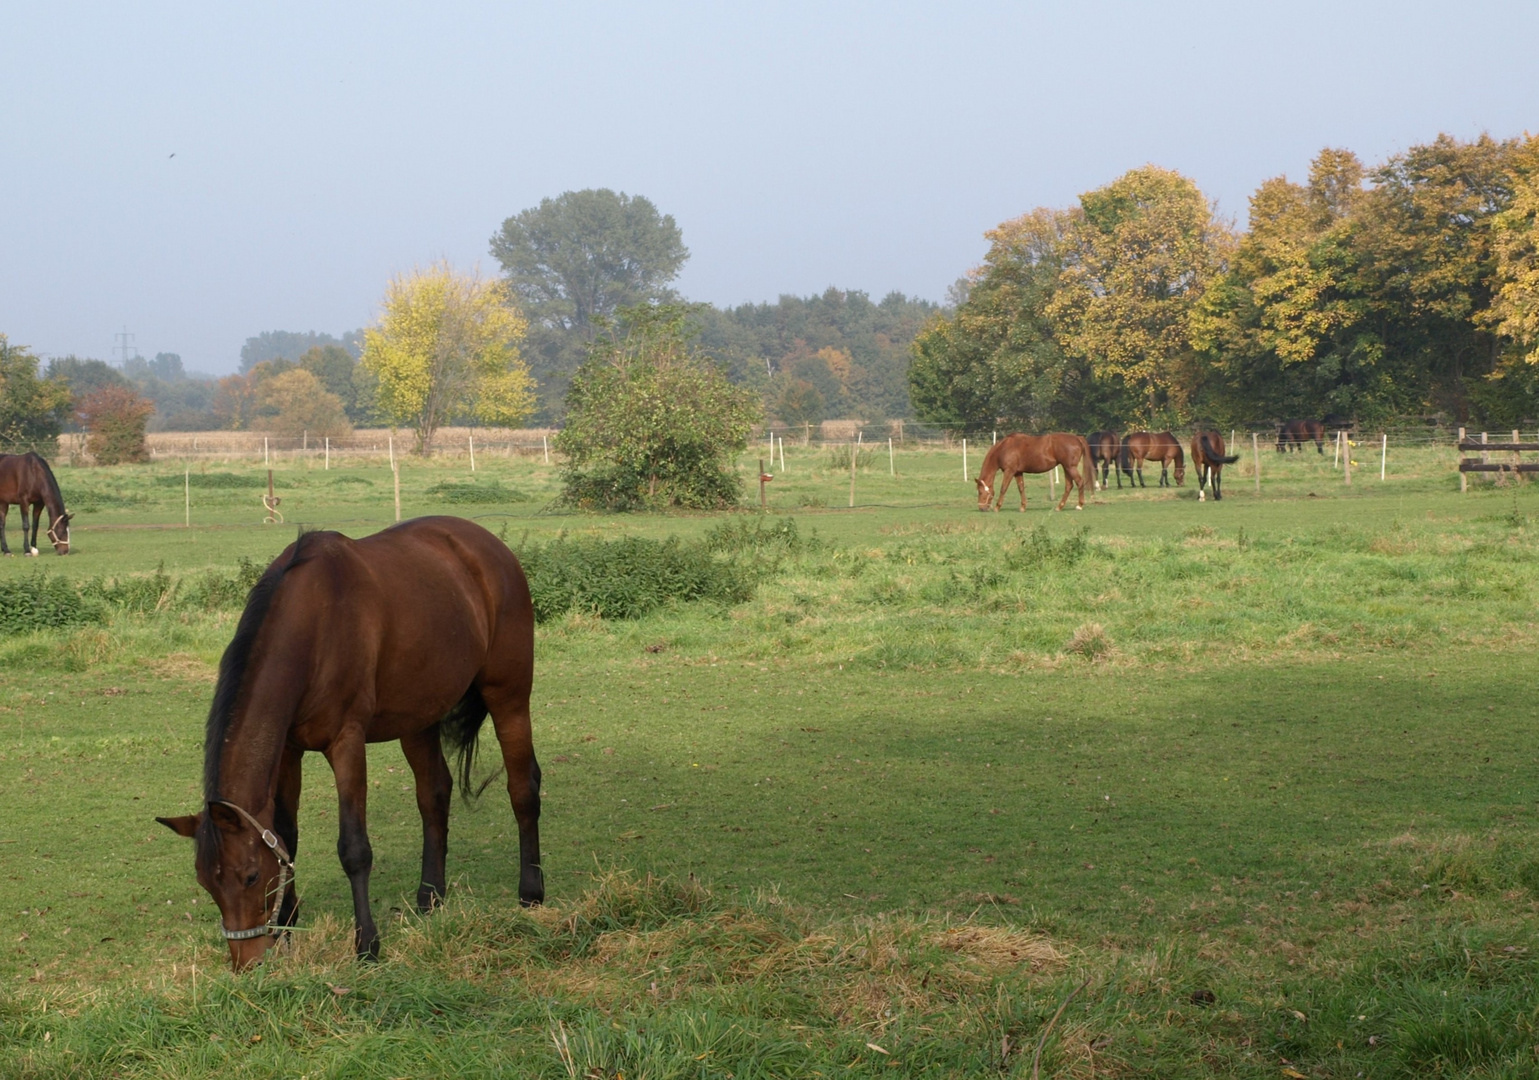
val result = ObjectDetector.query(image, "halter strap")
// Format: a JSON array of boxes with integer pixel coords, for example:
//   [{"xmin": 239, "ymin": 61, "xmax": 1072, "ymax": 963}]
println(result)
[{"xmin": 211, "ymin": 799, "xmax": 294, "ymax": 941}]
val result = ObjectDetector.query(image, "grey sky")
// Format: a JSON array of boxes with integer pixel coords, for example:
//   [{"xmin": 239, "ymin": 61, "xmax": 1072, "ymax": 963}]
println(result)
[{"xmin": 3, "ymin": 1, "xmax": 1535, "ymax": 375}]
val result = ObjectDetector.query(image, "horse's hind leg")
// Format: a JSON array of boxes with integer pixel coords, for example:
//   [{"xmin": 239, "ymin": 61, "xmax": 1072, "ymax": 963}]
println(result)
[
  {"xmin": 489, "ymin": 667, "xmax": 550, "ymax": 904},
  {"xmin": 0, "ymin": 504, "xmax": 9, "ymax": 556},
  {"xmin": 1015, "ymin": 473, "xmax": 1027, "ymax": 511},
  {"xmin": 401, "ymin": 728, "xmax": 453, "ymax": 912},
  {"xmin": 26, "ymin": 504, "xmax": 40, "ymax": 555}
]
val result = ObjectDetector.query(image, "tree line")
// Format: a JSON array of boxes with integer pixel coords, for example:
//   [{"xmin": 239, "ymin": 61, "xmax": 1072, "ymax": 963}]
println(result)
[{"xmin": 910, "ymin": 132, "xmax": 1539, "ymax": 433}]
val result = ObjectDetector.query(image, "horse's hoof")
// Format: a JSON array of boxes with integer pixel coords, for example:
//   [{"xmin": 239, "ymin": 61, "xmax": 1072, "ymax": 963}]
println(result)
[{"xmin": 27, "ymin": 549, "xmax": 38, "ymax": 557}]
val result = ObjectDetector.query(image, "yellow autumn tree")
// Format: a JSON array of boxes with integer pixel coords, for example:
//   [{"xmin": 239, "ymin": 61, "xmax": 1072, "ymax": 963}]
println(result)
[{"xmin": 360, "ymin": 263, "xmax": 533, "ymax": 453}]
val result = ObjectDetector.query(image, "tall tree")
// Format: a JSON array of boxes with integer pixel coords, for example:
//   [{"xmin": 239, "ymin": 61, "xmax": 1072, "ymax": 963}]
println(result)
[
  {"xmin": 360, "ymin": 264, "xmax": 534, "ymax": 453},
  {"xmin": 0, "ymin": 336, "xmax": 72, "ymax": 449},
  {"xmin": 908, "ymin": 208, "xmax": 1094, "ymax": 431},
  {"xmin": 1048, "ymin": 167, "xmax": 1232, "ymax": 423},
  {"xmin": 490, "ymin": 190, "xmax": 688, "ymax": 417}
]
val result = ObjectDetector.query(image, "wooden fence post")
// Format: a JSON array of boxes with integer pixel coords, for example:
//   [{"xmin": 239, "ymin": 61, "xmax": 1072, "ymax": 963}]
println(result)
[
  {"xmin": 1459, "ymin": 427, "xmax": 1467, "ymax": 492},
  {"xmin": 848, "ymin": 443, "xmax": 857, "ymax": 508},
  {"xmin": 185, "ymin": 468, "xmax": 190, "ymax": 528},
  {"xmin": 469, "ymin": 433, "xmax": 476, "ymax": 472},
  {"xmin": 543, "ymin": 433, "xmax": 549, "ymax": 464}
]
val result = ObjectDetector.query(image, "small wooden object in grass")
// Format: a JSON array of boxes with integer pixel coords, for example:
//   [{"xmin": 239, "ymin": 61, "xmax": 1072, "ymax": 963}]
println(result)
[{"xmin": 262, "ymin": 469, "xmax": 283, "ymax": 525}]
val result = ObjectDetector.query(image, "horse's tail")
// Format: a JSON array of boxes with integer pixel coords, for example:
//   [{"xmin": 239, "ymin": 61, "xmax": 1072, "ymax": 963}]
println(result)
[
  {"xmin": 1076, "ymin": 435, "xmax": 1093, "ymax": 490},
  {"xmin": 441, "ymin": 682, "xmax": 491, "ymax": 802},
  {"xmin": 1201, "ymin": 434, "xmax": 1239, "ymax": 465}
]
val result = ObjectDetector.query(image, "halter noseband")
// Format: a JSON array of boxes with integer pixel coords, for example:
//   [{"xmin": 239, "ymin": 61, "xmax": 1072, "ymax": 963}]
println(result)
[
  {"xmin": 211, "ymin": 799, "xmax": 294, "ymax": 941},
  {"xmin": 46, "ymin": 517, "xmax": 68, "ymax": 546}
]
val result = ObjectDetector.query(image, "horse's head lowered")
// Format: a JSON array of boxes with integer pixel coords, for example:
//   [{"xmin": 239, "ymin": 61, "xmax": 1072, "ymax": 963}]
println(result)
[
  {"xmin": 157, "ymin": 801, "xmax": 294, "ymax": 970},
  {"xmin": 47, "ymin": 511, "xmax": 72, "ymax": 555},
  {"xmin": 1173, "ymin": 458, "xmax": 1186, "ymax": 486},
  {"xmin": 974, "ymin": 477, "xmax": 993, "ymax": 511}
]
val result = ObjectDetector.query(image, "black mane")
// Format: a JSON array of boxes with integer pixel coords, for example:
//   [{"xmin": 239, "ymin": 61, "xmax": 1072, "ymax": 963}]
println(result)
[
  {"xmin": 29, "ymin": 453, "xmax": 66, "ymax": 514},
  {"xmin": 201, "ymin": 535, "xmax": 314, "ymax": 802}
]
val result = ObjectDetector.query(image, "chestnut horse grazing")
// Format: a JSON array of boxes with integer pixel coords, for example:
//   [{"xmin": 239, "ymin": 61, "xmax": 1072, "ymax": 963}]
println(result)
[
  {"xmin": 1119, "ymin": 432, "xmax": 1185, "ymax": 488},
  {"xmin": 1276, "ymin": 419, "xmax": 1325, "ymax": 454},
  {"xmin": 1190, "ymin": 431, "xmax": 1240, "ymax": 501},
  {"xmin": 975, "ymin": 432, "xmax": 1092, "ymax": 511},
  {"xmin": 1086, "ymin": 431, "xmax": 1121, "ymax": 490},
  {"xmin": 0, "ymin": 452, "xmax": 72, "ymax": 555},
  {"xmin": 157, "ymin": 516, "xmax": 541, "ymax": 969}
]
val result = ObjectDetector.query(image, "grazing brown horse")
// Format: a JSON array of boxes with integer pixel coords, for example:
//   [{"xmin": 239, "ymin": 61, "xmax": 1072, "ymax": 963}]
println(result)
[
  {"xmin": 1276, "ymin": 419, "xmax": 1326, "ymax": 454},
  {"xmin": 1190, "ymin": 431, "xmax": 1240, "ymax": 501},
  {"xmin": 975, "ymin": 432, "xmax": 1092, "ymax": 511},
  {"xmin": 1086, "ymin": 431, "xmax": 1121, "ymax": 490},
  {"xmin": 0, "ymin": 452, "xmax": 72, "ymax": 556},
  {"xmin": 1119, "ymin": 432, "xmax": 1185, "ymax": 488},
  {"xmin": 157, "ymin": 516, "xmax": 542, "ymax": 970}
]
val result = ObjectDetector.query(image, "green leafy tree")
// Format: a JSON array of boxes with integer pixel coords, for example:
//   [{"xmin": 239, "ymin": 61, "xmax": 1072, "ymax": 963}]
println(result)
[
  {"xmin": 0, "ymin": 335, "xmax": 72, "ymax": 450},
  {"xmin": 1048, "ymin": 167, "xmax": 1232, "ymax": 424},
  {"xmin": 774, "ymin": 378, "xmax": 825, "ymax": 430},
  {"xmin": 557, "ymin": 305, "xmax": 760, "ymax": 510},
  {"xmin": 490, "ymin": 189, "xmax": 688, "ymax": 418},
  {"xmin": 297, "ymin": 344, "xmax": 363, "ymax": 420},
  {"xmin": 908, "ymin": 208, "xmax": 1096, "ymax": 431}
]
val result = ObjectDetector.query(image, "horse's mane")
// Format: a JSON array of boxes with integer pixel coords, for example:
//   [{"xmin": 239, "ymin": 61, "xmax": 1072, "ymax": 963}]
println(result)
[
  {"xmin": 29, "ymin": 453, "xmax": 65, "ymax": 513},
  {"xmin": 201, "ymin": 534, "xmax": 316, "ymax": 803}
]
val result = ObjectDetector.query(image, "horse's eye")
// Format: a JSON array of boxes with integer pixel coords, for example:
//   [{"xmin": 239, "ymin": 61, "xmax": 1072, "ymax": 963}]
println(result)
[{"xmin": 244, "ymin": 871, "xmax": 259, "ymax": 887}]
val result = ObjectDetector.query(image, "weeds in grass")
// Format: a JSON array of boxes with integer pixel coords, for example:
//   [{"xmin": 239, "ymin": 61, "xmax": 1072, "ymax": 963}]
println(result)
[
  {"xmin": 516, "ymin": 535, "xmax": 755, "ymax": 622},
  {"xmin": 0, "ymin": 574, "xmax": 106, "ymax": 632},
  {"xmin": 422, "ymin": 479, "xmax": 532, "ymax": 504}
]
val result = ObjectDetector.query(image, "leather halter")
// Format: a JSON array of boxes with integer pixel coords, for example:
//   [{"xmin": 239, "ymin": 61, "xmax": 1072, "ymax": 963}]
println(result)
[
  {"xmin": 211, "ymin": 799, "xmax": 294, "ymax": 941},
  {"xmin": 46, "ymin": 518, "xmax": 68, "ymax": 547}
]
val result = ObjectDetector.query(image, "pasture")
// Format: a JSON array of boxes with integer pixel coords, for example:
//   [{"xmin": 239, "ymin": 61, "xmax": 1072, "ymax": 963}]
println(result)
[{"xmin": 2, "ymin": 439, "xmax": 1538, "ymax": 1078}]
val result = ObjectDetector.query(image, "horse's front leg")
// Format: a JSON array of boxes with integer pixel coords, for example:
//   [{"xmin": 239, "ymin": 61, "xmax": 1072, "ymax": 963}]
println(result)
[
  {"xmin": 26, "ymin": 504, "xmax": 40, "ymax": 555},
  {"xmin": 400, "ymin": 728, "xmax": 453, "ymax": 913},
  {"xmin": 274, "ymin": 746, "xmax": 303, "ymax": 929},
  {"xmin": 0, "ymin": 504, "xmax": 9, "ymax": 556},
  {"xmin": 324, "ymin": 728, "xmax": 380, "ymax": 960}
]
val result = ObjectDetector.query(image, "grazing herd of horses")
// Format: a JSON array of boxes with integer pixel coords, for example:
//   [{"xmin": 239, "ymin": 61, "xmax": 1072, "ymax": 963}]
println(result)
[{"xmin": 978, "ymin": 421, "xmax": 1325, "ymax": 509}]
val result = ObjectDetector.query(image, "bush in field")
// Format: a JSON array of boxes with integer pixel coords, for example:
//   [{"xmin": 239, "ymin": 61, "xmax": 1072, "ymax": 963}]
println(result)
[
  {"xmin": 516, "ymin": 535, "xmax": 753, "ymax": 621},
  {"xmin": 0, "ymin": 575, "xmax": 106, "ymax": 633},
  {"xmin": 557, "ymin": 305, "xmax": 759, "ymax": 511},
  {"xmin": 76, "ymin": 385, "xmax": 154, "ymax": 464},
  {"xmin": 423, "ymin": 479, "xmax": 531, "ymax": 504}
]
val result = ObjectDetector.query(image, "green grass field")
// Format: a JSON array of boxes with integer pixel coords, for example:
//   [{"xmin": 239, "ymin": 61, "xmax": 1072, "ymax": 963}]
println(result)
[{"xmin": 3, "ymin": 440, "xmax": 1538, "ymax": 1078}]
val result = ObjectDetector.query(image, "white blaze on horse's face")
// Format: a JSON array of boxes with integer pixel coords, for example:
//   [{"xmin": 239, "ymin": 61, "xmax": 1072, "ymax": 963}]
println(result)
[{"xmin": 975, "ymin": 478, "xmax": 992, "ymax": 510}]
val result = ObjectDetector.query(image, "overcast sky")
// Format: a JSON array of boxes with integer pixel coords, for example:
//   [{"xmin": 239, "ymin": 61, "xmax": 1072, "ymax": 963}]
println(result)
[{"xmin": 3, "ymin": 1, "xmax": 1536, "ymax": 375}]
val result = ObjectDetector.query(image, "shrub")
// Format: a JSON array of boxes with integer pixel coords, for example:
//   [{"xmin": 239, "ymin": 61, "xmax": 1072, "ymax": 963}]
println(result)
[
  {"xmin": 0, "ymin": 575, "xmax": 106, "ymax": 633},
  {"xmin": 76, "ymin": 385, "xmax": 154, "ymax": 464},
  {"xmin": 702, "ymin": 515, "xmax": 805, "ymax": 554},
  {"xmin": 515, "ymin": 535, "xmax": 754, "ymax": 621},
  {"xmin": 557, "ymin": 305, "xmax": 760, "ymax": 511}
]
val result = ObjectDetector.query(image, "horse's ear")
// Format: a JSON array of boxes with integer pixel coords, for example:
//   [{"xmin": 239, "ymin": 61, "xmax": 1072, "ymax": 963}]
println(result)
[
  {"xmin": 156, "ymin": 814, "xmax": 201, "ymax": 838},
  {"xmin": 207, "ymin": 802, "xmax": 244, "ymax": 832}
]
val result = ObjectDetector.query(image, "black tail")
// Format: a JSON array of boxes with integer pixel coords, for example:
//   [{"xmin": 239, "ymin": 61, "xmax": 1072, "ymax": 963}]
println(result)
[
  {"xmin": 1201, "ymin": 434, "xmax": 1239, "ymax": 465},
  {"xmin": 441, "ymin": 682, "xmax": 490, "ymax": 802}
]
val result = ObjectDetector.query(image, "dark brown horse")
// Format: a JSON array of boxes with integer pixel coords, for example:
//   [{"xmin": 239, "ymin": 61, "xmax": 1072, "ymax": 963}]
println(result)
[
  {"xmin": 975, "ymin": 433, "xmax": 1092, "ymax": 511},
  {"xmin": 1119, "ymin": 432, "xmax": 1185, "ymax": 488},
  {"xmin": 0, "ymin": 452, "xmax": 72, "ymax": 556},
  {"xmin": 1276, "ymin": 419, "xmax": 1326, "ymax": 454},
  {"xmin": 157, "ymin": 516, "xmax": 541, "ymax": 969},
  {"xmin": 1085, "ymin": 431, "xmax": 1121, "ymax": 490},
  {"xmin": 1190, "ymin": 431, "xmax": 1240, "ymax": 501}
]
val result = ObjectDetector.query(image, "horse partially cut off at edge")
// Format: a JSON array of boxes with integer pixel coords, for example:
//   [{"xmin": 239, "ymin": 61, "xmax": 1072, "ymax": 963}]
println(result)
[
  {"xmin": 0, "ymin": 452, "xmax": 72, "ymax": 555},
  {"xmin": 157, "ymin": 516, "xmax": 542, "ymax": 970},
  {"xmin": 1120, "ymin": 432, "xmax": 1185, "ymax": 488},
  {"xmin": 975, "ymin": 432, "xmax": 1092, "ymax": 511},
  {"xmin": 1190, "ymin": 430, "xmax": 1240, "ymax": 501}
]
